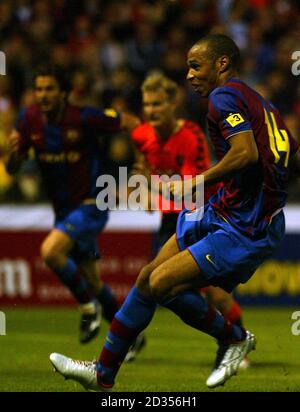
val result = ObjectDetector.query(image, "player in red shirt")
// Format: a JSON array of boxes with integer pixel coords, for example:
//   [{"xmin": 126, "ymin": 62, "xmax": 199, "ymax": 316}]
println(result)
[{"xmin": 126, "ymin": 73, "xmax": 245, "ymax": 363}]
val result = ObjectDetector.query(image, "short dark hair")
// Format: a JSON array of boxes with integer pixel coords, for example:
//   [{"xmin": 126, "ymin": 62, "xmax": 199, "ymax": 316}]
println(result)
[
  {"xmin": 34, "ymin": 64, "xmax": 71, "ymax": 93},
  {"xmin": 196, "ymin": 34, "xmax": 240, "ymax": 70}
]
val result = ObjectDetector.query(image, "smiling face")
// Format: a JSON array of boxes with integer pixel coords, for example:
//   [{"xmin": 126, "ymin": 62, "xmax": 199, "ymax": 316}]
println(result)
[
  {"xmin": 35, "ymin": 75, "xmax": 65, "ymax": 113},
  {"xmin": 186, "ymin": 42, "xmax": 228, "ymax": 97},
  {"xmin": 142, "ymin": 89, "xmax": 176, "ymax": 129}
]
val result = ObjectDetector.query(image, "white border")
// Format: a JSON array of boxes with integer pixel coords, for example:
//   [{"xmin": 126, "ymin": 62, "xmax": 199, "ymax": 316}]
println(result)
[{"xmin": 0, "ymin": 204, "xmax": 299, "ymax": 233}]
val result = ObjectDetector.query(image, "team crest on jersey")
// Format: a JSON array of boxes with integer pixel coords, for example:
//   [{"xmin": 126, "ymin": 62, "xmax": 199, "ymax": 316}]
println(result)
[
  {"xmin": 104, "ymin": 108, "xmax": 118, "ymax": 118},
  {"xmin": 31, "ymin": 133, "xmax": 41, "ymax": 141},
  {"xmin": 225, "ymin": 113, "xmax": 245, "ymax": 127},
  {"xmin": 66, "ymin": 129, "xmax": 80, "ymax": 142}
]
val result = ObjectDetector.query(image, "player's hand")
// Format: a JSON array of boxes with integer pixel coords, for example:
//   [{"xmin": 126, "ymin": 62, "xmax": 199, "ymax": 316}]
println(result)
[
  {"xmin": 8, "ymin": 129, "xmax": 21, "ymax": 154},
  {"xmin": 131, "ymin": 160, "xmax": 152, "ymax": 182}
]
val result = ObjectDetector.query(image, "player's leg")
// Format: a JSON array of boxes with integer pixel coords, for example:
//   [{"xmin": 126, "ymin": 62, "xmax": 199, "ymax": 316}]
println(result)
[
  {"xmin": 67, "ymin": 205, "xmax": 114, "ymax": 343},
  {"xmin": 146, "ymin": 234, "xmax": 256, "ymax": 388},
  {"xmin": 124, "ymin": 213, "xmax": 179, "ymax": 362},
  {"xmin": 205, "ymin": 286, "xmax": 243, "ymax": 327},
  {"xmin": 147, "ymin": 248, "xmax": 245, "ymax": 343},
  {"xmin": 92, "ymin": 233, "xmax": 180, "ymax": 387},
  {"xmin": 50, "ymin": 233, "xmax": 250, "ymax": 391},
  {"xmin": 95, "ymin": 209, "xmax": 220, "ymax": 386},
  {"xmin": 49, "ymin": 236, "xmax": 250, "ymax": 390},
  {"xmin": 95, "ymin": 232, "xmax": 249, "ymax": 389},
  {"xmin": 44, "ymin": 205, "xmax": 111, "ymax": 343},
  {"xmin": 40, "ymin": 229, "xmax": 94, "ymax": 305},
  {"xmin": 41, "ymin": 228, "xmax": 101, "ymax": 343},
  {"xmin": 205, "ymin": 284, "xmax": 250, "ymax": 370},
  {"xmin": 79, "ymin": 258, "xmax": 119, "ymax": 323}
]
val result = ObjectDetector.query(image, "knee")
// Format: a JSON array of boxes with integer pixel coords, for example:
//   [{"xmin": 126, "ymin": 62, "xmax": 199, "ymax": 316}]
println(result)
[{"xmin": 40, "ymin": 241, "xmax": 63, "ymax": 269}]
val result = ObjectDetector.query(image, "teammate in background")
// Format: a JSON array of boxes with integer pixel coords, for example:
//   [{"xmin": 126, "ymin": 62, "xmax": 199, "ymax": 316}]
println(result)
[
  {"xmin": 6, "ymin": 64, "xmax": 139, "ymax": 344},
  {"xmin": 50, "ymin": 34, "xmax": 300, "ymax": 390},
  {"xmin": 126, "ymin": 73, "xmax": 246, "ymax": 363}
]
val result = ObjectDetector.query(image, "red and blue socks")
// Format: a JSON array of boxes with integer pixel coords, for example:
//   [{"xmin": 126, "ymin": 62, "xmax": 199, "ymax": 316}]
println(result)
[
  {"xmin": 96, "ymin": 288, "xmax": 245, "ymax": 387},
  {"xmin": 55, "ymin": 258, "xmax": 93, "ymax": 304},
  {"xmin": 221, "ymin": 300, "xmax": 243, "ymax": 327},
  {"xmin": 96, "ymin": 287, "xmax": 157, "ymax": 386},
  {"xmin": 163, "ymin": 291, "xmax": 245, "ymax": 342}
]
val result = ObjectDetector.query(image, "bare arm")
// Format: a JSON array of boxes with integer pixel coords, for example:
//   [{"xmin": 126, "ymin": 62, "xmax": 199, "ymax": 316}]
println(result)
[
  {"xmin": 200, "ymin": 131, "xmax": 258, "ymax": 187},
  {"xmin": 169, "ymin": 131, "xmax": 258, "ymax": 199},
  {"xmin": 120, "ymin": 112, "xmax": 141, "ymax": 133},
  {"xmin": 5, "ymin": 129, "xmax": 27, "ymax": 174}
]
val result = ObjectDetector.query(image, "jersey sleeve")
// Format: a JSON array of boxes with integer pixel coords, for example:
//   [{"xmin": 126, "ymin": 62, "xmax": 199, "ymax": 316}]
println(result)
[
  {"xmin": 15, "ymin": 109, "xmax": 31, "ymax": 156},
  {"xmin": 81, "ymin": 107, "xmax": 121, "ymax": 133},
  {"xmin": 208, "ymin": 87, "xmax": 252, "ymax": 140}
]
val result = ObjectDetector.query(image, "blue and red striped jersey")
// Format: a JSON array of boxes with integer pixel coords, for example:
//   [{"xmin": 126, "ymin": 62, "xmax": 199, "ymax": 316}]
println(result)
[
  {"xmin": 207, "ymin": 78, "xmax": 299, "ymax": 237},
  {"xmin": 17, "ymin": 104, "xmax": 121, "ymax": 217}
]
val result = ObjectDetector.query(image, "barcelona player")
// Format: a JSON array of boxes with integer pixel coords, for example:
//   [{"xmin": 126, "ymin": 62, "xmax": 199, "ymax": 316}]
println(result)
[
  {"xmin": 6, "ymin": 64, "xmax": 139, "ymax": 344},
  {"xmin": 126, "ymin": 73, "xmax": 246, "ymax": 363},
  {"xmin": 50, "ymin": 34, "xmax": 300, "ymax": 390}
]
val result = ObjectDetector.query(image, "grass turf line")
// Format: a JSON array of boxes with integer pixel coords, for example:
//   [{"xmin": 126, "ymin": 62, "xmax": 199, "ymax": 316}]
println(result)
[{"xmin": 0, "ymin": 307, "xmax": 299, "ymax": 392}]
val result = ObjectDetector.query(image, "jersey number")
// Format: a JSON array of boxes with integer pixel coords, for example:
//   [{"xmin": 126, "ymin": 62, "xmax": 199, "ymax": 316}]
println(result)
[{"xmin": 264, "ymin": 109, "xmax": 290, "ymax": 167}]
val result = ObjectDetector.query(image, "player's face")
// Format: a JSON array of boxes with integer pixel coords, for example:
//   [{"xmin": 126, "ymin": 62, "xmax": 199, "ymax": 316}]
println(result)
[
  {"xmin": 186, "ymin": 43, "xmax": 219, "ymax": 97},
  {"xmin": 142, "ymin": 90, "xmax": 176, "ymax": 129},
  {"xmin": 35, "ymin": 76, "xmax": 65, "ymax": 113}
]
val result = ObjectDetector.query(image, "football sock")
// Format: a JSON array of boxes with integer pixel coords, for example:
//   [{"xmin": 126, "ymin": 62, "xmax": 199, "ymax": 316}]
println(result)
[
  {"xmin": 221, "ymin": 300, "xmax": 243, "ymax": 327},
  {"xmin": 162, "ymin": 290, "xmax": 245, "ymax": 342},
  {"xmin": 97, "ymin": 284, "xmax": 119, "ymax": 322},
  {"xmin": 55, "ymin": 258, "xmax": 93, "ymax": 304},
  {"xmin": 96, "ymin": 287, "xmax": 157, "ymax": 385}
]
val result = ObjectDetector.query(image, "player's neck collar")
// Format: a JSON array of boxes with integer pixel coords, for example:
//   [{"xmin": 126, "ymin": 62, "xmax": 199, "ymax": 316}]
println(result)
[
  {"xmin": 45, "ymin": 101, "xmax": 66, "ymax": 125},
  {"xmin": 156, "ymin": 118, "xmax": 181, "ymax": 141},
  {"xmin": 225, "ymin": 76, "xmax": 240, "ymax": 84}
]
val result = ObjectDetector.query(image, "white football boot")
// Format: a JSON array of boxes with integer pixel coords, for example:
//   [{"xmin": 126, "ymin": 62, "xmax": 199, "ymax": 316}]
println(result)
[
  {"xmin": 79, "ymin": 302, "xmax": 102, "ymax": 344},
  {"xmin": 206, "ymin": 331, "xmax": 256, "ymax": 388},
  {"xmin": 124, "ymin": 333, "xmax": 146, "ymax": 362},
  {"xmin": 50, "ymin": 353, "xmax": 112, "ymax": 392}
]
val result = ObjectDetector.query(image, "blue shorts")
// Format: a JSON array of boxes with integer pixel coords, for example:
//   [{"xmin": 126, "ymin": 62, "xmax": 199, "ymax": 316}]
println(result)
[
  {"xmin": 55, "ymin": 205, "xmax": 109, "ymax": 261},
  {"xmin": 176, "ymin": 205, "xmax": 285, "ymax": 292}
]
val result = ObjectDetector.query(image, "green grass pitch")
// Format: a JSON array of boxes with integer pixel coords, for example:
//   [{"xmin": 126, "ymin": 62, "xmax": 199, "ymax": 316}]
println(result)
[{"xmin": 0, "ymin": 306, "xmax": 299, "ymax": 392}]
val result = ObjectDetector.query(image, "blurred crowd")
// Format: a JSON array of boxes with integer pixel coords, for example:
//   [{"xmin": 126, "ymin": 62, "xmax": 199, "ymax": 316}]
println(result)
[{"xmin": 0, "ymin": 0, "xmax": 299, "ymax": 203}]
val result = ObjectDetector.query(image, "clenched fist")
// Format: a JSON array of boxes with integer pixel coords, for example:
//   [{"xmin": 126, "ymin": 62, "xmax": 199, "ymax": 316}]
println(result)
[{"xmin": 8, "ymin": 129, "xmax": 21, "ymax": 154}]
